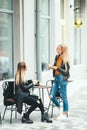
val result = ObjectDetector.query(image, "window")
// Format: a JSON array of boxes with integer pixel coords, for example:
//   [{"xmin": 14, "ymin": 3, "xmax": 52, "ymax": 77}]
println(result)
[
  {"xmin": 74, "ymin": 30, "xmax": 81, "ymax": 64},
  {"xmin": 0, "ymin": 0, "xmax": 13, "ymax": 80},
  {"xmin": 40, "ymin": 0, "xmax": 50, "ymax": 71},
  {"xmin": 0, "ymin": 0, "xmax": 12, "ymax": 10}
]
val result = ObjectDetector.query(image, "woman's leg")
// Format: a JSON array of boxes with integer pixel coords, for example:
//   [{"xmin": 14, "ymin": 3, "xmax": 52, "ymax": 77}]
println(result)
[
  {"xmin": 21, "ymin": 95, "xmax": 38, "ymax": 123},
  {"xmin": 59, "ymin": 80, "xmax": 68, "ymax": 114},
  {"xmin": 24, "ymin": 95, "xmax": 44, "ymax": 115},
  {"xmin": 50, "ymin": 78, "xmax": 60, "ymax": 108},
  {"xmin": 38, "ymin": 97, "xmax": 44, "ymax": 115},
  {"xmin": 24, "ymin": 95, "xmax": 52, "ymax": 123}
]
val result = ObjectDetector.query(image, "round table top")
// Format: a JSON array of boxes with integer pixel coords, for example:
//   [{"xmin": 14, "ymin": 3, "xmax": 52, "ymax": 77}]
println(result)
[{"xmin": 34, "ymin": 84, "xmax": 51, "ymax": 89}]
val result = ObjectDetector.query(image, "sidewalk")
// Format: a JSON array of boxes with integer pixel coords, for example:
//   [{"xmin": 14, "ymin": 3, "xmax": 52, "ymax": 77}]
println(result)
[{"xmin": 0, "ymin": 79, "xmax": 87, "ymax": 130}]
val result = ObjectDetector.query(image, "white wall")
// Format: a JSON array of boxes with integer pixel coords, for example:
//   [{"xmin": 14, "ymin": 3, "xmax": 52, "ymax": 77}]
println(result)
[
  {"xmin": 50, "ymin": 0, "xmax": 61, "ymax": 63},
  {"xmin": 54, "ymin": 0, "xmax": 61, "ymax": 48},
  {"xmin": 66, "ymin": 0, "xmax": 87, "ymax": 80},
  {"xmin": 23, "ymin": 0, "xmax": 36, "ymax": 80},
  {"xmin": 42, "ymin": 0, "xmax": 61, "ymax": 83},
  {"xmin": 13, "ymin": 0, "xmax": 23, "ymax": 75},
  {"xmin": 84, "ymin": 0, "xmax": 87, "ymax": 65}
]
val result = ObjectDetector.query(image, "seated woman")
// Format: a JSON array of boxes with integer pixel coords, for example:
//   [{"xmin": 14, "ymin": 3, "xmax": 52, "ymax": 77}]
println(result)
[{"xmin": 15, "ymin": 62, "xmax": 52, "ymax": 124}]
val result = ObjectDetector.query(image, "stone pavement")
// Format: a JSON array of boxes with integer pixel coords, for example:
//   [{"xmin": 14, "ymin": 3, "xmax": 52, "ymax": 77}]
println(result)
[{"xmin": 0, "ymin": 79, "xmax": 87, "ymax": 130}]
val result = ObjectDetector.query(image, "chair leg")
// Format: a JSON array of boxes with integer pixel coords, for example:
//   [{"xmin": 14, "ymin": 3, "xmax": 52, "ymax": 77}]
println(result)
[
  {"xmin": 10, "ymin": 105, "xmax": 14, "ymax": 124},
  {"xmin": 0, "ymin": 112, "xmax": 2, "ymax": 124},
  {"xmin": 47, "ymin": 99, "xmax": 54, "ymax": 118},
  {"xmin": 25, "ymin": 103, "xmax": 28, "ymax": 112},
  {"xmin": 47, "ymin": 100, "xmax": 51, "ymax": 113},
  {"xmin": 15, "ymin": 107, "xmax": 17, "ymax": 119},
  {"xmin": 2, "ymin": 106, "xmax": 7, "ymax": 120},
  {"xmin": 2, "ymin": 105, "xmax": 17, "ymax": 123},
  {"xmin": 51, "ymin": 103, "xmax": 54, "ymax": 118}
]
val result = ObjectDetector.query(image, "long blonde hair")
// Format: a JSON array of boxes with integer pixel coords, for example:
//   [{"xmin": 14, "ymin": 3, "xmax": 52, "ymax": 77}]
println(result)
[
  {"xmin": 15, "ymin": 62, "xmax": 27, "ymax": 85},
  {"xmin": 58, "ymin": 44, "xmax": 70, "ymax": 64}
]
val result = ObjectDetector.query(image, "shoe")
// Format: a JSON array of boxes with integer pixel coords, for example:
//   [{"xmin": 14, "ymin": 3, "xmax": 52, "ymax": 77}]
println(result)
[
  {"xmin": 21, "ymin": 113, "xmax": 33, "ymax": 124},
  {"xmin": 41, "ymin": 112, "xmax": 53, "ymax": 123},
  {"xmin": 57, "ymin": 107, "xmax": 62, "ymax": 116},
  {"xmin": 21, "ymin": 117, "xmax": 33, "ymax": 124},
  {"xmin": 57, "ymin": 113, "xmax": 68, "ymax": 120}
]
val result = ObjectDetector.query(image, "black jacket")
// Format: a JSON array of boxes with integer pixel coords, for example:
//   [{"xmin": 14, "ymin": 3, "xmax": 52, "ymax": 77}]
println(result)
[
  {"xmin": 15, "ymin": 80, "xmax": 33, "ymax": 114},
  {"xmin": 53, "ymin": 55, "xmax": 70, "ymax": 80}
]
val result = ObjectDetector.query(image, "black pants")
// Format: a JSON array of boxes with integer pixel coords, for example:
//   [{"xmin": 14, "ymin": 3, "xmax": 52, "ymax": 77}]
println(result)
[{"xmin": 23, "ymin": 94, "xmax": 44, "ymax": 116}]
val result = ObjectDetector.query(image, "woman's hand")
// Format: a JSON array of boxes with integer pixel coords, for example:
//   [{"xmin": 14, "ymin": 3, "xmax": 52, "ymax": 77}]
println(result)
[
  {"xmin": 49, "ymin": 64, "xmax": 57, "ymax": 70},
  {"xmin": 48, "ymin": 64, "xmax": 52, "ymax": 69}
]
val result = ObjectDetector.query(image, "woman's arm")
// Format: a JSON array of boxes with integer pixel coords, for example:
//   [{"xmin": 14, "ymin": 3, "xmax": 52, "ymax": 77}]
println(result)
[
  {"xmin": 57, "ymin": 63, "xmax": 70, "ymax": 76},
  {"xmin": 20, "ymin": 80, "xmax": 34, "ymax": 91}
]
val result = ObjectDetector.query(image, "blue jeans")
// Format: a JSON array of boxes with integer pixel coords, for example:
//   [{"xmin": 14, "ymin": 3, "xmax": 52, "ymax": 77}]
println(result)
[{"xmin": 50, "ymin": 74, "xmax": 68, "ymax": 113}]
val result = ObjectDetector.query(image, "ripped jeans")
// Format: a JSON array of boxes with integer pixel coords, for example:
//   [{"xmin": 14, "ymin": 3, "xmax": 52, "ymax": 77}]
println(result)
[{"xmin": 50, "ymin": 74, "xmax": 68, "ymax": 113}]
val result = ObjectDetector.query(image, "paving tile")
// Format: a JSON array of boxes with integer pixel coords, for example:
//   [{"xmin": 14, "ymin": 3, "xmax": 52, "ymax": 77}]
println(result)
[{"xmin": 0, "ymin": 80, "xmax": 87, "ymax": 130}]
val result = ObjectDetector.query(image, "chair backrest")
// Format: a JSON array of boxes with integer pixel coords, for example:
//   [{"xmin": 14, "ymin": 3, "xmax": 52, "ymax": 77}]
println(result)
[
  {"xmin": 46, "ymin": 79, "xmax": 54, "ymax": 86},
  {"xmin": 2, "ymin": 81, "xmax": 15, "ymax": 105}
]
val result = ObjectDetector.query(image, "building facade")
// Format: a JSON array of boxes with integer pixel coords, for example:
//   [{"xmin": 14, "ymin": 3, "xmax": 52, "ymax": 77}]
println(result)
[{"xmin": 0, "ymin": 0, "xmax": 87, "ymax": 83}]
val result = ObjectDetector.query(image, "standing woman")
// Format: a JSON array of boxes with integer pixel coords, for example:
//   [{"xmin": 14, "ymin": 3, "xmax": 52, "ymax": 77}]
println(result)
[
  {"xmin": 15, "ymin": 62, "xmax": 52, "ymax": 123},
  {"xmin": 49, "ymin": 44, "xmax": 70, "ymax": 118}
]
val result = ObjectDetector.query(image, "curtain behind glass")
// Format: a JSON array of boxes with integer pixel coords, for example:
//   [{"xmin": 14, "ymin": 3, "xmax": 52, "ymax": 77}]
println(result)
[
  {"xmin": 0, "ymin": 0, "xmax": 12, "ymax": 10},
  {"xmin": 41, "ymin": 0, "xmax": 49, "ymax": 16}
]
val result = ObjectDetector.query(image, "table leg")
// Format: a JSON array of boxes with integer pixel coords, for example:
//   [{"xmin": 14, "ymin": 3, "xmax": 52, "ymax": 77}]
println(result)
[{"xmin": 42, "ymin": 88, "xmax": 44, "ymax": 105}]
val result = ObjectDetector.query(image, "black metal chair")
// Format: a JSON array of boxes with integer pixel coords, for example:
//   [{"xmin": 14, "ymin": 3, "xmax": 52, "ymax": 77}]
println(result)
[
  {"xmin": 46, "ymin": 80, "xmax": 62, "ymax": 118},
  {"xmin": 2, "ymin": 81, "xmax": 17, "ymax": 123}
]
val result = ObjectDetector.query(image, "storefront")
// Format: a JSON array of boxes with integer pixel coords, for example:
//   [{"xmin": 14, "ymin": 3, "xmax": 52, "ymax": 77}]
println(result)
[{"xmin": 0, "ymin": 0, "xmax": 87, "ymax": 82}]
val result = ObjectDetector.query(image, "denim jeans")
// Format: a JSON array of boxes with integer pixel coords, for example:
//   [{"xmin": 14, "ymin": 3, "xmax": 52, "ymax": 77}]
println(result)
[{"xmin": 50, "ymin": 74, "xmax": 68, "ymax": 113}]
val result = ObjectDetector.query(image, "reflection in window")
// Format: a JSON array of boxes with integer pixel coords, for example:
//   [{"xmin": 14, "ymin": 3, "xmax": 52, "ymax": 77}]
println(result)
[{"xmin": 0, "ymin": 1, "xmax": 13, "ymax": 80}]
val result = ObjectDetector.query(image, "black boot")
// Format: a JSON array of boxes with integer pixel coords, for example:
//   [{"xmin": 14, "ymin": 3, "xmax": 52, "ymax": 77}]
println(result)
[
  {"xmin": 41, "ymin": 112, "xmax": 53, "ymax": 123},
  {"xmin": 21, "ymin": 113, "xmax": 33, "ymax": 124}
]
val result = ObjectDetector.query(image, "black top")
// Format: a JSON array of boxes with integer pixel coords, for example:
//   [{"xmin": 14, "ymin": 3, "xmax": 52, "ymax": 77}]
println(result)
[{"xmin": 15, "ymin": 79, "xmax": 34, "ymax": 114}]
